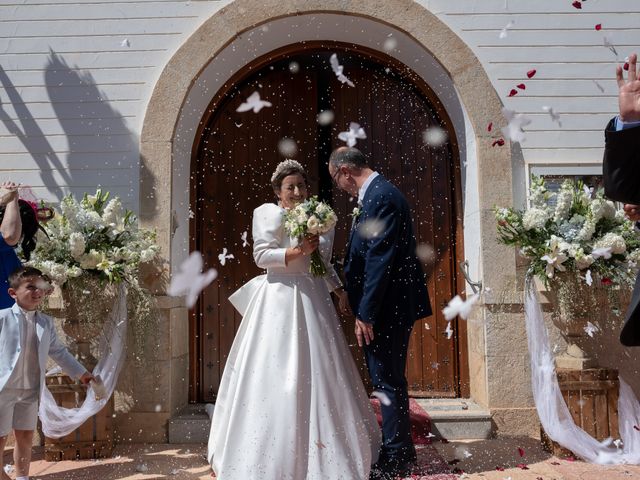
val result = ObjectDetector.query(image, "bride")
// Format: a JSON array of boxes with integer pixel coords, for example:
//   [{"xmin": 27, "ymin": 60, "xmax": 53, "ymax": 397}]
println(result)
[{"xmin": 207, "ymin": 159, "xmax": 380, "ymax": 479}]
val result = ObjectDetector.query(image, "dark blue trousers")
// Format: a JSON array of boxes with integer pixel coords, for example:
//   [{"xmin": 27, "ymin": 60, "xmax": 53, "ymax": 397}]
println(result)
[{"xmin": 364, "ymin": 321, "xmax": 415, "ymax": 463}]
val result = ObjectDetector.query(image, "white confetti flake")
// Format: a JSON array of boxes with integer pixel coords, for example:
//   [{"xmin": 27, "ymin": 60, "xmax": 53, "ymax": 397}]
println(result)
[
  {"xmin": 585, "ymin": 321, "xmax": 599, "ymax": 337},
  {"xmin": 422, "ymin": 126, "xmax": 448, "ymax": 147},
  {"xmin": 236, "ymin": 91, "xmax": 272, "ymax": 113},
  {"xmin": 154, "ymin": 404, "xmax": 162, "ymax": 413},
  {"xmin": 288, "ymin": 61, "xmax": 300, "ymax": 74},
  {"xmin": 167, "ymin": 251, "xmax": 218, "ymax": 308},
  {"xmin": 499, "ymin": 20, "xmax": 515, "ymax": 39},
  {"xmin": 338, "ymin": 121, "xmax": 367, "ymax": 147},
  {"xmin": 218, "ymin": 247, "xmax": 235, "ymax": 266},
  {"xmin": 424, "ymin": 322, "xmax": 431, "ymax": 330},
  {"xmin": 329, "ymin": 53, "xmax": 355, "ymax": 87},
  {"xmin": 169, "ymin": 468, "xmax": 182, "ymax": 475},
  {"xmin": 317, "ymin": 110, "xmax": 335, "ymax": 126},
  {"xmin": 431, "ymin": 362, "xmax": 440, "ymax": 369},
  {"xmin": 542, "ymin": 105, "xmax": 562, "ymax": 127},
  {"xmin": 188, "ymin": 208, "xmax": 195, "ymax": 219},
  {"xmin": 592, "ymin": 247, "xmax": 612, "ymax": 260},
  {"xmin": 372, "ymin": 390, "xmax": 392, "ymax": 406},
  {"xmin": 501, "ymin": 108, "xmax": 531, "ymax": 144},
  {"xmin": 443, "ymin": 294, "xmax": 479, "ymax": 321},
  {"xmin": 383, "ymin": 36, "xmax": 398, "ymax": 52},
  {"xmin": 241, "ymin": 231, "xmax": 249, "ymax": 247},
  {"xmin": 4, "ymin": 465, "xmax": 14, "ymax": 474},
  {"xmin": 463, "ymin": 450, "xmax": 473, "ymax": 458},
  {"xmin": 614, "ymin": 439, "xmax": 623, "ymax": 449},
  {"xmin": 585, "ymin": 269, "xmax": 593, "ymax": 286},
  {"xmin": 445, "ymin": 322, "xmax": 454, "ymax": 339},
  {"xmin": 278, "ymin": 137, "xmax": 298, "ymax": 157},
  {"xmin": 357, "ymin": 218, "xmax": 385, "ymax": 239},
  {"xmin": 120, "ymin": 38, "xmax": 130, "ymax": 47}
]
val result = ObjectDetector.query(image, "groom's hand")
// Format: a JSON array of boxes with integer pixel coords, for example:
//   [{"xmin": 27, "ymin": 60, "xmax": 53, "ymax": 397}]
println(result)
[
  {"xmin": 355, "ymin": 318, "xmax": 374, "ymax": 346},
  {"xmin": 624, "ymin": 204, "xmax": 640, "ymax": 221}
]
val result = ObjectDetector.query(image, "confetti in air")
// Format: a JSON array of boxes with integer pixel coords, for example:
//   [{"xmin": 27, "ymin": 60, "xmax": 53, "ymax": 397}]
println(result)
[
  {"xmin": 445, "ymin": 322, "xmax": 454, "ymax": 340},
  {"xmin": 492, "ymin": 138, "xmax": 505, "ymax": 147},
  {"xmin": 168, "ymin": 252, "xmax": 218, "ymax": 308},
  {"xmin": 422, "ymin": 126, "xmax": 448, "ymax": 147},
  {"xmin": 329, "ymin": 53, "xmax": 355, "ymax": 87},
  {"xmin": 595, "ymin": 24, "xmax": 602, "ymax": 31},
  {"xmin": 218, "ymin": 248, "xmax": 235, "ymax": 266},
  {"xmin": 241, "ymin": 231, "xmax": 249, "ymax": 247},
  {"xmin": 383, "ymin": 36, "xmax": 398, "ymax": 52},
  {"xmin": 499, "ymin": 20, "xmax": 515, "ymax": 39},
  {"xmin": 592, "ymin": 246, "xmax": 613, "ymax": 260},
  {"xmin": 585, "ymin": 269, "xmax": 593, "ymax": 286},
  {"xmin": 604, "ymin": 34, "xmax": 619, "ymax": 57},
  {"xmin": 584, "ymin": 321, "xmax": 599, "ymax": 337},
  {"xmin": 372, "ymin": 390, "xmax": 392, "ymax": 406},
  {"xmin": 120, "ymin": 38, "xmax": 130, "ymax": 47},
  {"xmin": 288, "ymin": 61, "xmax": 300, "ymax": 74},
  {"xmin": 236, "ymin": 91, "xmax": 273, "ymax": 113},
  {"xmin": 527, "ymin": 69, "xmax": 537, "ymax": 79},
  {"xmin": 278, "ymin": 137, "xmax": 298, "ymax": 157},
  {"xmin": 443, "ymin": 294, "xmax": 479, "ymax": 321},
  {"xmin": 501, "ymin": 108, "xmax": 532, "ymax": 144},
  {"xmin": 516, "ymin": 83, "xmax": 526, "ymax": 90},
  {"xmin": 317, "ymin": 110, "xmax": 335, "ymax": 126},
  {"xmin": 416, "ymin": 243, "xmax": 436, "ymax": 264},
  {"xmin": 572, "ymin": 1, "xmax": 582, "ymax": 9},
  {"xmin": 508, "ymin": 89, "xmax": 518, "ymax": 97},
  {"xmin": 592, "ymin": 79, "xmax": 605, "ymax": 93},
  {"xmin": 542, "ymin": 106, "xmax": 562, "ymax": 127},
  {"xmin": 357, "ymin": 218, "xmax": 386, "ymax": 239},
  {"xmin": 338, "ymin": 122, "xmax": 367, "ymax": 147}
]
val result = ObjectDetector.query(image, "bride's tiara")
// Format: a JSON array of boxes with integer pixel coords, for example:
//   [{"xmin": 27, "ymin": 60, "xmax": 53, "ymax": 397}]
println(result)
[{"xmin": 270, "ymin": 159, "xmax": 305, "ymax": 183}]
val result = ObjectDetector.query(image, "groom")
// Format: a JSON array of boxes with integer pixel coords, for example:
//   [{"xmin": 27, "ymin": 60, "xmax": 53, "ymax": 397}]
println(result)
[{"xmin": 329, "ymin": 147, "xmax": 432, "ymax": 479}]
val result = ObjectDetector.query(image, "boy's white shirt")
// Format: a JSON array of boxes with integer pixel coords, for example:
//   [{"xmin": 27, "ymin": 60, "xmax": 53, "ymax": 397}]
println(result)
[
  {"xmin": 5, "ymin": 307, "xmax": 40, "ymax": 389},
  {"xmin": 0, "ymin": 303, "xmax": 87, "ymax": 394}
]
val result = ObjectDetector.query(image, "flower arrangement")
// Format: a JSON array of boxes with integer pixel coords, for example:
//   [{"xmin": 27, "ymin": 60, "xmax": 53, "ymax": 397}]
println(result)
[
  {"xmin": 283, "ymin": 196, "xmax": 338, "ymax": 276},
  {"xmin": 28, "ymin": 189, "xmax": 160, "ymax": 353},
  {"xmin": 29, "ymin": 188, "xmax": 158, "ymax": 286},
  {"xmin": 494, "ymin": 176, "xmax": 640, "ymax": 288}
]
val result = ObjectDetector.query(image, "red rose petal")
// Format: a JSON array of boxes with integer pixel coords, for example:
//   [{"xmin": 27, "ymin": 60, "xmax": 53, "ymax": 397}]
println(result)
[
  {"xmin": 566, "ymin": 456, "xmax": 576, "ymax": 462},
  {"xmin": 492, "ymin": 138, "xmax": 505, "ymax": 147},
  {"xmin": 488, "ymin": 122, "xmax": 493, "ymax": 132},
  {"xmin": 517, "ymin": 83, "xmax": 526, "ymax": 90},
  {"xmin": 495, "ymin": 466, "xmax": 505, "ymax": 471},
  {"xmin": 602, "ymin": 277, "xmax": 613, "ymax": 286},
  {"xmin": 518, "ymin": 447, "xmax": 525, "ymax": 457},
  {"xmin": 595, "ymin": 24, "xmax": 602, "ymax": 30},
  {"xmin": 634, "ymin": 424, "xmax": 640, "ymax": 431},
  {"xmin": 517, "ymin": 463, "xmax": 529, "ymax": 470},
  {"xmin": 508, "ymin": 89, "xmax": 518, "ymax": 97},
  {"xmin": 624, "ymin": 62, "xmax": 630, "ymax": 71},
  {"xmin": 572, "ymin": 1, "xmax": 582, "ymax": 9},
  {"xmin": 527, "ymin": 69, "xmax": 537, "ymax": 78}
]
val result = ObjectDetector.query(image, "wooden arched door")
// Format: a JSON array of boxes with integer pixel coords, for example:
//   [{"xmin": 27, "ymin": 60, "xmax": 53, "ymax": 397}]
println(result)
[{"xmin": 190, "ymin": 44, "xmax": 468, "ymax": 403}]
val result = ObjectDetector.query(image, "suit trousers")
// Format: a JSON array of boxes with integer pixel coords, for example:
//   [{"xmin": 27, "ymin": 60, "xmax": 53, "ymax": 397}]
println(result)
[{"xmin": 364, "ymin": 320, "xmax": 415, "ymax": 463}]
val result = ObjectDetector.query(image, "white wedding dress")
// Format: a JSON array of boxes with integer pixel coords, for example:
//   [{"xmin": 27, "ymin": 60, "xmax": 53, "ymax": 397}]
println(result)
[{"xmin": 208, "ymin": 203, "xmax": 380, "ymax": 479}]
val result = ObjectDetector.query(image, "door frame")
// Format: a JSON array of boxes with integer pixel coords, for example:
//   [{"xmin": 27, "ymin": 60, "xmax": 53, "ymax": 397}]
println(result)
[{"xmin": 188, "ymin": 41, "xmax": 470, "ymax": 401}]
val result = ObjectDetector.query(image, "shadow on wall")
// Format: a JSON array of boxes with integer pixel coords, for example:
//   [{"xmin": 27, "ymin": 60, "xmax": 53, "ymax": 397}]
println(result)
[{"xmin": 0, "ymin": 50, "xmax": 146, "ymax": 208}]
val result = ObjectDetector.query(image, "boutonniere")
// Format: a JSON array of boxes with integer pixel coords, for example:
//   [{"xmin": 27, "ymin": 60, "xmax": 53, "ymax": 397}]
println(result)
[{"xmin": 350, "ymin": 206, "xmax": 362, "ymax": 220}]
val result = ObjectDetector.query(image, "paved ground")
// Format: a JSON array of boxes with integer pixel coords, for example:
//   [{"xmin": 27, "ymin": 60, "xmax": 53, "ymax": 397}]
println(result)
[{"xmin": 4, "ymin": 437, "xmax": 640, "ymax": 479}]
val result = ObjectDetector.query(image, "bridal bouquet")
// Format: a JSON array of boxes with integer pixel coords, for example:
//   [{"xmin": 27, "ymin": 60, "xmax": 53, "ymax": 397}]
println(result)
[
  {"xmin": 494, "ymin": 176, "xmax": 640, "ymax": 288},
  {"xmin": 283, "ymin": 196, "xmax": 338, "ymax": 276}
]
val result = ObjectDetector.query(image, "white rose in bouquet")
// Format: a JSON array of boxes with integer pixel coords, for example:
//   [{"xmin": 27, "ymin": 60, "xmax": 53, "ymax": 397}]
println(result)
[
  {"xmin": 307, "ymin": 216, "xmax": 321, "ymax": 235},
  {"xmin": 69, "ymin": 232, "xmax": 86, "ymax": 260}
]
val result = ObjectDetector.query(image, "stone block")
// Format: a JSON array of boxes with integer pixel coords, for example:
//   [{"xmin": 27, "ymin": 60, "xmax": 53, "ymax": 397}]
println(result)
[
  {"xmin": 491, "ymin": 407, "xmax": 540, "ymax": 438},
  {"xmin": 170, "ymin": 354, "xmax": 190, "ymax": 415},
  {"xmin": 114, "ymin": 412, "xmax": 170, "ymax": 443},
  {"xmin": 487, "ymin": 354, "xmax": 534, "ymax": 409},
  {"xmin": 170, "ymin": 307, "xmax": 189, "ymax": 359}
]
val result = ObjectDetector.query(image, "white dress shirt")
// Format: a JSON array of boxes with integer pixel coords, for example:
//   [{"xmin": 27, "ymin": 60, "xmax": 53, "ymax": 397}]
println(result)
[
  {"xmin": 5, "ymin": 308, "xmax": 41, "ymax": 389},
  {"xmin": 357, "ymin": 171, "xmax": 380, "ymax": 205}
]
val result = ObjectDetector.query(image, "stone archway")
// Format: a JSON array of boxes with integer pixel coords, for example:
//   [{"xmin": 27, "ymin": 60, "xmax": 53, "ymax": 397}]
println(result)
[{"xmin": 139, "ymin": 0, "xmax": 517, "ymax": 422}]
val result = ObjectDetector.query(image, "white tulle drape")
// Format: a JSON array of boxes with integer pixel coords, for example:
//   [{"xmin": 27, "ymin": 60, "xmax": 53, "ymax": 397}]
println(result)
[
  {"xmin": 39, "ymin": 284, "xmax": 127, "ymax": 438},
  {"xmin": 525, "ymin": 276, "xmax": 640, "ymax": 464}
]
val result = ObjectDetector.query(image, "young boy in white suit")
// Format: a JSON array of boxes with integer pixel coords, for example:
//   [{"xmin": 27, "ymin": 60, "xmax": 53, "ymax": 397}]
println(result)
[{"xmin": 0, "ymin": 266, "xmax": 93, "ymax": 480}]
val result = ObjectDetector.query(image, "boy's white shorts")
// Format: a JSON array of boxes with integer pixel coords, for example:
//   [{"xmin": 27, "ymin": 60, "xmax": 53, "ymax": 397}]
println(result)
[{"xmin": 0, "ymin": 388, "xmax": 39, "ymax": 436}]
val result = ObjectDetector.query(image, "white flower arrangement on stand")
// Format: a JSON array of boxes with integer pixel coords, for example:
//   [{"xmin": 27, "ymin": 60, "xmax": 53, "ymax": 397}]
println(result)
[
  {"xmin": 495, "ymin": 176, "xmax": 638, "ymax": 369},
  {"xmin": 28, "ymin": 189, "xmax": 160, "ymax": 365}
]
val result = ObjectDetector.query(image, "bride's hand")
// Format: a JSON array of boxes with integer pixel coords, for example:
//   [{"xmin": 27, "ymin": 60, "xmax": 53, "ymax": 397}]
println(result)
[
  {"xmin": 624, "ymin": 204, "xmax": 640, "ymax": 221},
  {"xmin": 300, "ymin": 234, "xmax": 319, "ymax": 255}
]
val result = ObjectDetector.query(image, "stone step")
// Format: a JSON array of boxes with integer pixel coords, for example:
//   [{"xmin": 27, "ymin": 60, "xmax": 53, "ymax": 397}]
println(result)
[
  {"xmin": 415, "ymin": 398, "xmax": 493, "ymax": 440},
  {"xmin": 169, "ymin": 399, "xmax": 492, "ymax": 443},
  {"xmin": 168, "ymin": 403, "xmax": 212, "ymax": 444}
]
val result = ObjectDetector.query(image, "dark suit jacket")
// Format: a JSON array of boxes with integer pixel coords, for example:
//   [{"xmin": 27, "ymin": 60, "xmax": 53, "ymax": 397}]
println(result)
[
  {"xmin": 344, "ymin": 175, "xmax": 431, "ymax": 327},
  {"xmin": 602, "ymin": 118, "xmax": 640, "ymax": 346}
]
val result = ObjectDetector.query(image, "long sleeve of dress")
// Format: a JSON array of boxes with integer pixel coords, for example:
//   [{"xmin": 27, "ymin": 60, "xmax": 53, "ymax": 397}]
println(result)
[
  {"xmin": 252, "ymin": 203, "xmax": 287, "ymax": 269},
  {"xmin": 319, "ymin": 228, "xmax": 342, "ymax": 292}
]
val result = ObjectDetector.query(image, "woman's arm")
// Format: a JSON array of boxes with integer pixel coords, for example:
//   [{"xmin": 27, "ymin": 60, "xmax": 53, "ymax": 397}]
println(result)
[{"xmin": 0, "ymin": 182, "xmax": 21, "ymax": 246}]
